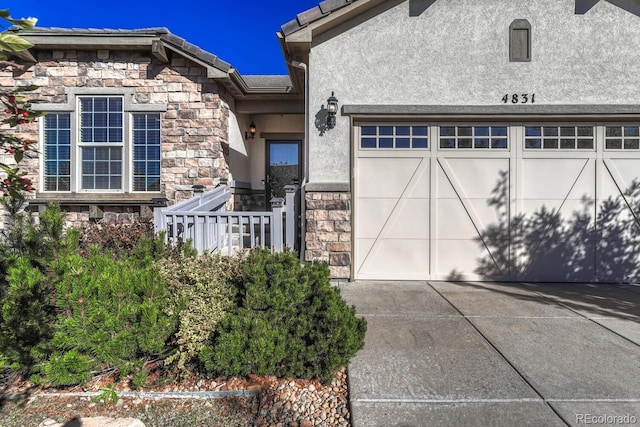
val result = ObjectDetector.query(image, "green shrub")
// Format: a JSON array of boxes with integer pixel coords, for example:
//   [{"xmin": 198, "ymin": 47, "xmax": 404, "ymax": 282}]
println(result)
[
  {"xmin": 200, "ymin": 249, "xmax": 366, "ymax": 382},
  {"xmin": 0, "ymin": 256, "xmax": 54, "ymax": 374},
  {"xmin": 41, "ymin": 247, "xmax": 177, "ymax": 385},
  {"xmin": 158, "ymin": 252, "xmax": 239, "ymax": 373},
  {"xmin": 41, "ymin": 350, "xmax": 94, "ymax": 386}
]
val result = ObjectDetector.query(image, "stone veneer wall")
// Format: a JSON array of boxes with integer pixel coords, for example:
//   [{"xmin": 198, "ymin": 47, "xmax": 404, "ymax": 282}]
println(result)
[
  {"xmin": 305, "ymin": 191, "xmax": 351, "ymax": 279},
  {"xmin": 0, "ymin": 49, "xmax": 231, "ymax": 229}
]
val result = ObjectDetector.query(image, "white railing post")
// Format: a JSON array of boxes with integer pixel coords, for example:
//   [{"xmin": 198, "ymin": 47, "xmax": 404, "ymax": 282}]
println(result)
[
  {"xmin": 270, "ymin": 197, "xmax": 284, "ymax": 252},
  {"xmin": 284, "ymin": 184, "xmax": 300, "ymax": 250},
  {"xmin": 152, "ymin": 198, "xmax": 168, "ymax": 237}
]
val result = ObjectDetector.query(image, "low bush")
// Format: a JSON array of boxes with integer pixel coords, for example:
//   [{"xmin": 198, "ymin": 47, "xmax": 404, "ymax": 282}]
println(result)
[
  {"xmin": 200, "ymin": 249, "xmax": 366, "ymax": 382},
  {"xmin": 78, "ymin": 218, "xmax": 156, "ymax": 259},
  {"xmin": 158, "ymin": 252, "xmax": 240, "ymax": 373}
]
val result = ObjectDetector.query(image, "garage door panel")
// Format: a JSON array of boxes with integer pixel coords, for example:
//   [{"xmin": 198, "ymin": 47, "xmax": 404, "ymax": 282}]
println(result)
[
  {"xmin": 597, "ymin": 251, "xmax": 640, "ymax": 283},
  {"xmin": 435, "ymin": 198, "xmax": 481, "ymax": 240},
  {"xmin": 521, "ymin": 159, "xmax": 592, "ymax": 200},
  {"xmin": 386, "ymin": 198, "xmax": 430, "ymax": 239},
  {"xmin": 357, "ymin": 238, "xmax": 429, "ymax": 278},
  {"xmin": 521, "ymin": 199, "xmax": 595, "ymax": 220},
  {"xmin": 357, "ymin": 157, "xmax": 422, "ymax": 198},
  {"xmin": 604, "ymin": 159, "xmax": 640, "ymax": 190},
  {"xmin": 438, "ymin": 158, "xmax": 510, "ymax": 200},
  {"xmin": 356, "ymin": 198, "xmax": 397, "ymax": 239},
  {"xmin": 519, "ymin": 231, "xmax": 596, "ymax": 280},
  {"xmin": 434, "ymin": 239, "xmax": 508, "ymax": 280}
]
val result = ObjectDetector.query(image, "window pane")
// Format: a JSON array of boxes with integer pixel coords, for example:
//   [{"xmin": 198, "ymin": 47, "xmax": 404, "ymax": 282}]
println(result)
[
  {"xmin": 379, "ymin": 138, "xmax": 393, "ymax": 148},
  {"xmin": 525, "ymin": 138, "xmax": 541, "ymax": 149},
  {"xmin": 361, "ymin": 138, "xmax": 376, "ymax": 148},
  {"xmin": 543, "ymin": 127, "xmax": 559, "ymax": 136},
  {"xmin": 458, "ymin": 138, "xmax": 472, "ymax": 149},
  {"xmin": 577, "ymin": 139, "xmax": 593, "ymax": 149},
  {"xmin": 132, "ymin": 113, "xmax": 161, "ymax": 191},
  {"xmin": 625, "ymin": 127, "xmax": 640, "ymax": 137},
  {"xmin": 475, "ymin": 127, "xmax": 489, "ymax": 137},
  {"xmin": 560, "ymin": 127, "xmax": 575, "ymax": 137},
  {"xmin": 440, "ymin": 126, "xmax": 456, "ymax": 137},
  {"xmin": 625, "ymin": 139, "xmax": 639, "ymax": 149},
  {"xmin": 492, "ymin": 126, "xmax": 508, "ymax": 137},
  {"xmin": 79, "ymin": 96, "xmax": 123, "ymax": 144},
  {"xmin": 560, "ymin": 139, "xmax": 575, "ymax": 149},
  {"xmin": 43, "ymin": 113, "xmax": 71, "ymax": 191},
  {"xmin": 412, "ymin": 126, "xmax": 428, "ymax": 136},
  {"xmin": 361, "ymin": 126, "xmax": 376, "ymax": 136},
  {"xmin": 379, "ymin": 126, "xmax": 393, "ymax": 136},
  {"xmin": 543, "ymin": 139, "xmax": 558, "ymax": 149},
  {"xmin": 607, "ymin": 139, "xmax": 623, "ymax": 149},
  {"xmin": 396, "ymin": 126, "xmax": 410, "ymax": 136},
  {"xmin": 606, "ymin": 126, "xmax": 622, "ymax": 137},
  {"xmin": 475, "ymin": 138, "xmax": 489, "ymax": 148},
  {"xmin": 578, "ymin": 126, "xmax": 593, "ymax": 136},
  {"xmin": 412, "ymin": 138, "xmax": 428, "ymax": 148},
  {"xmin": 81, "ymin": 147, "xmax": 122, "ymax": 190},
  {"xmin": 525, "ymin": 127, "xmax": 541, "ymax": 137},
  {"xmin": 396, "ymin": 138, "xmax": 410, "ymax": 148},
  {"xmin": 440, "ymin": 138, "xmax": 455, "ymax": 149},
  {"xmin": 458, "ymin": 127, "xmax": 472, "ymax": 137},
  {"xmin": 492, "ymin": 138, "xmax": 507, "ymax": 149}
]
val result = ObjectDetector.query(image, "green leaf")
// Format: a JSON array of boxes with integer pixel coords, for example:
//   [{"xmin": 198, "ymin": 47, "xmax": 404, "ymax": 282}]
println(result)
[
  {"xmin": 0, "ymin": 33, "xmax": 33, "ymax": 52},
  {"xmin": 14, "ymin": 85, "xmax": 39, "ymax": 93},
  {"xmin": 14, "ymin": 150, "xmax": 23, "ymax": 163}
]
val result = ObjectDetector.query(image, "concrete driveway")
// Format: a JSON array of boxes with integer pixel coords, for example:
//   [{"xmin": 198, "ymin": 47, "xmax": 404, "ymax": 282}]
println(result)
[{"xmin": 340, "ymin": 281, "xmax": 640, "ymax": 427}]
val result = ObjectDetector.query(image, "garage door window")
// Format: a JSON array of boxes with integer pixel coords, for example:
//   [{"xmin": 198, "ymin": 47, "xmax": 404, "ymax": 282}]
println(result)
[
  {"xmin": 360, "ymin": 125, "xmax": 428, "ymax": 149},
  {"xmin": 439, "ymin": 126, "xmax": 508, "ymax": 149},
  {"xmin": 525, "ymin": 126, "xmax": 594, "ymax": 150},
  {"xmin": 605, "ymin": 126, "xmax": 640, "ymax": 150}
]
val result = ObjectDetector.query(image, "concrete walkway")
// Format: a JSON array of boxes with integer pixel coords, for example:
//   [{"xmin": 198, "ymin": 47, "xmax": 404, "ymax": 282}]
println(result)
[{"xmin": 340, "ymin": 281, "xmax": 640, "ymax": 427}]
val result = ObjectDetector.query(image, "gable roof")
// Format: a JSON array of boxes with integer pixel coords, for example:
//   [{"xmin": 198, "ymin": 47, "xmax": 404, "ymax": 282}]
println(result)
[{"xmin": 5, "ymin": 26, "xmax": 297, "ymax": 100}]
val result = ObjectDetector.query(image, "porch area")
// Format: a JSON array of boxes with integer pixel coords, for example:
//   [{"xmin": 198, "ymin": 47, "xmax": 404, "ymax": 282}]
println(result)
[{"xmin": 153, "ymin": 184, "xmax": 300, "ymax": 255}]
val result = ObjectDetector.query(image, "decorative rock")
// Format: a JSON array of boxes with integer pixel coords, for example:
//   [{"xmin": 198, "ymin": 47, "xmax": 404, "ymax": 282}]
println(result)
[{"xmin": 42, "ymin": 418, "xmax": 145, "ymax": 427}]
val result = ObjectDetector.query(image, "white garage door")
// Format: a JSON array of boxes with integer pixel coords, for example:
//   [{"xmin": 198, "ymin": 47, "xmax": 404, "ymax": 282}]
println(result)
[{"xmin": 354, "ymin": 123, "xmax": 640, "ymax": 282}]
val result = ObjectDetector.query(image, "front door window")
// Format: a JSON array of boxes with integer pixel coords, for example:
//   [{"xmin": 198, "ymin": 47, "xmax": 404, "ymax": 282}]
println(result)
[{"xmin": 267, "ymin": 141, "xmax": 300, "ymax": 201}]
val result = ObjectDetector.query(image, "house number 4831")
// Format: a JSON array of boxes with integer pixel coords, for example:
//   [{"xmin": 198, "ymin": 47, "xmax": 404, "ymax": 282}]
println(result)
[{"xmin": 502, "ymin": 94, "xmax": 535, "ymax": 104}]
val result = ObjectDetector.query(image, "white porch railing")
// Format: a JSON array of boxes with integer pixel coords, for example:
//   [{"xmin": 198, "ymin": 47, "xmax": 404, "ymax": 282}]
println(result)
[{"xmin": 153, "ymin": 184, "xmax": 300, "ymax": 255}]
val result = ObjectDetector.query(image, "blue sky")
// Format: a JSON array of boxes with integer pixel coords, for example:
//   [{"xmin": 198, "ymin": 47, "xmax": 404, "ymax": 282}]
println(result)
[{"xmin": 2, "ymin": 0, "xmax": 320, "ymax": 75}]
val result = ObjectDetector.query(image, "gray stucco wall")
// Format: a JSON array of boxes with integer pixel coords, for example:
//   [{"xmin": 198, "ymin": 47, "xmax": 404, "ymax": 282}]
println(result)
[{"xmin": 307, "ymin": 0, "xmax": 640, "ymax": 183}]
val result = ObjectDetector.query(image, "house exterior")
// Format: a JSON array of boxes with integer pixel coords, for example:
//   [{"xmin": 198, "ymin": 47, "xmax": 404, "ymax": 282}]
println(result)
[
  {"xmin": 0, "ymin": 27, "xmax": 304, "ymax": 225},
  {"xmin": 279, "ymin": 0, "xmax": 640, "ymax": 282},
  {"xmin": 4, "ymin": 0, "xmax": 640, "ymax": 283}
]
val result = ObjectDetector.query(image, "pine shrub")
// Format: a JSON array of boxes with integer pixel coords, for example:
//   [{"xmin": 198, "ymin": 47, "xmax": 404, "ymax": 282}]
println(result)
[
  {"xmin": 42, "ymin": 247, "xmax": 176, "ymax": 385},
  {"xmin": 200, "ymin": 249, "xmax": 366, "ymax": 382},
  {"xmin": 0, "ymin": 256, "xmax": 54, "ymax": 374}
]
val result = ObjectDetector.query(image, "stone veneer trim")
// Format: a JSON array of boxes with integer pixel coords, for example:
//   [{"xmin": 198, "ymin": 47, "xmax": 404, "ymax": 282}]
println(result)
[{"xmin": 304, "ymin": 190, "xmax": 352, "ymax": 280}]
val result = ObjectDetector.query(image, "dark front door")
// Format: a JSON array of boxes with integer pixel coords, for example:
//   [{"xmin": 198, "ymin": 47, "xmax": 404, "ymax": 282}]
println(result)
[{"xmin": 266, "ymin": 141, "xmax": 301, "ymax": 204}]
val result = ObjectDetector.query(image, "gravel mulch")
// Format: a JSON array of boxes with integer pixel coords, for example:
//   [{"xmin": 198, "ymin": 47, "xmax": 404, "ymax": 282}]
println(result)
[{"xmin": 0, "ymin": 368, "xmax": 351, "ymax": 427}]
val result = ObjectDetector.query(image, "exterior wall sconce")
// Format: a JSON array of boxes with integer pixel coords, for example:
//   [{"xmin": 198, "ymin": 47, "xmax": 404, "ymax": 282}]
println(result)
[
  {"xmin": 327, "ymin": 92, "xmax": 338, "ymax": 129},
  {"xmin": 245, "ymin": 121, "xmax": 257, "ymax": 140}
]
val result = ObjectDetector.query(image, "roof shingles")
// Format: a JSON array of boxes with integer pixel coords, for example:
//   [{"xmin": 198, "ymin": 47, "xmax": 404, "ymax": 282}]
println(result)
[{"xmin": 281, "ymin": 0, "xmax": 358, "ymax": 36}]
